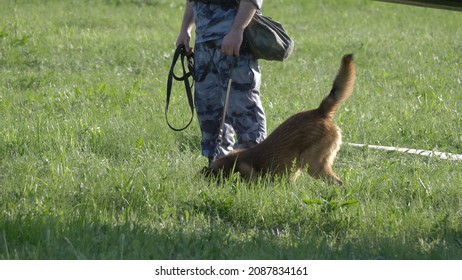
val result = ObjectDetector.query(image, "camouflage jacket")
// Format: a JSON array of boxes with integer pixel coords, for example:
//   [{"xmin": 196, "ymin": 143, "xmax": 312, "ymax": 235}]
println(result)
[
  {"xmin": 192, "ymin": 0, "xmax": 263, "ymax": 43},
  {"xmin": 189, "ymin": 0, "xmax": 262, "ymax": 10}
]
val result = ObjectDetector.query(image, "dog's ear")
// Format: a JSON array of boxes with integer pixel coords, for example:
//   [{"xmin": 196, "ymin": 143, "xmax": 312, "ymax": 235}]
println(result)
[
  {"xmin": 236, "ymin": 162, "xmax": 254, "ymax": 178},
  {"xmin": 210, "ymin": 153, "xmax": 241, "ymax": 177},
  {"xmin": 209, "ymin": 156, "xmax": 230, "ymax": 174}
]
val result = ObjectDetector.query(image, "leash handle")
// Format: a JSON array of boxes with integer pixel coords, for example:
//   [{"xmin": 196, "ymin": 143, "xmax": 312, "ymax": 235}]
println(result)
[
  {"xmin": 165, "ymin": 45, "xmax": 195, "ymax": 131},
  {"xmin": 213, "ymin": 57, "xmax": 237, "ymax": 162},
  {"xmin": 215, "ymin": 76, "xmax": 232, "ymax": 148}
]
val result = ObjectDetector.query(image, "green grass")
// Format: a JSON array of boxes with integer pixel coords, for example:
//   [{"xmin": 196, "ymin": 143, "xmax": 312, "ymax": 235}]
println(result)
[{"xmin": 1, "ymin": 0, "xmax": 461, "ymax": 259}]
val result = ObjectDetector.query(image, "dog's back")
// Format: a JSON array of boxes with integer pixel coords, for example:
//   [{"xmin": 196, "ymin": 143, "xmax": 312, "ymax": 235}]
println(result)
[{"xmin": 211, "ymin": 54, "xmax": 356, "ymax": 185}]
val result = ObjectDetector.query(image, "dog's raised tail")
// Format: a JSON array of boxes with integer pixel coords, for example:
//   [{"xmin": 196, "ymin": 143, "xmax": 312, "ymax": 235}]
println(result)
[{"xmin": 318, "ymin": 54, "xmax": 356, "ymax": 118}]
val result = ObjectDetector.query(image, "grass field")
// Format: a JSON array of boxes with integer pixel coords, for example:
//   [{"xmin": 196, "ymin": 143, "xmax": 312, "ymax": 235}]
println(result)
[{"xmin": 1, "ymin": 0, "xmax": 461, "ymax": 259}]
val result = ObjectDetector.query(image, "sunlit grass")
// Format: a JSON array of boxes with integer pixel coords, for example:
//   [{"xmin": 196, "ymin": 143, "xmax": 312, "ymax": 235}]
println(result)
[{"xmin": 1, "ymin": 0, "xmax": 461, "ymax": 259}]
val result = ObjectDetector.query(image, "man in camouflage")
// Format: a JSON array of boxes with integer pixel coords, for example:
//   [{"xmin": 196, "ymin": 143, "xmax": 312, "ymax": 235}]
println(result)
[{"xmin": 176, "ymin": 0, "xmax": 267, "ymax": 167}]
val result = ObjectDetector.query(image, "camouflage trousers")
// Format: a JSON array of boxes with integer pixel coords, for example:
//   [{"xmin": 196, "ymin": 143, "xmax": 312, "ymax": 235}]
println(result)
[{"xmin": 194, "ymin": 39, "xmax": 267, "ymax": 160}]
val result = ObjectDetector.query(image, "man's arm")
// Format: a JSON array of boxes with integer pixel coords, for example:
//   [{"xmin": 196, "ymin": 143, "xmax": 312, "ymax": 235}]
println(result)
[
  {"xmin": 175, "ymin": 1, "xmax": 195, "ymax": 53},
  {"xmin": 221, "ymin": 0, "xmax": 257, "ymax": 56},
  {"xmin": 249, "ymin": 0, "xmax": 263, "ymax": 10}
]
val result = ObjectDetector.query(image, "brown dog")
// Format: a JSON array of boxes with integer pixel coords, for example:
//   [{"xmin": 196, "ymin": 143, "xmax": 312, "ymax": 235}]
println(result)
[{"xmin": 210, "ymin": 54, "xmax": 356, "ymax": 185}]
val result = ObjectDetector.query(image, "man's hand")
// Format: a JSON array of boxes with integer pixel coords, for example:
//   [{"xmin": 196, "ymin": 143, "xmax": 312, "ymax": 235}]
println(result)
[
  {"xmin": 221, "ymin": 29, "xmax": 244, "ymax": 56},
  {"xmin": 175, "ymin": 30, "xmax": 193, "ymax": 54},
  {"xmin": 220, "ymin": 0, "xmax": 256, "ymax": 56},
  {"xmin": 176, "ymin": 1, "xmax": 194, "ymax": 54}
]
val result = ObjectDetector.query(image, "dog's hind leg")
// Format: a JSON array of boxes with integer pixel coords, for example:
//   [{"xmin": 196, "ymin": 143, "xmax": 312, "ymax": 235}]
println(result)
[
  {"xmin": 307, "ymin": 163, "xmax": 343, "ymax": 186},
  {"xmin": 290, "ymin": 168, "xmax": 302, "ymax": 182},
  {"xmin": 300, "ymin": 147, "xmax": 343, "ymax": 186}
]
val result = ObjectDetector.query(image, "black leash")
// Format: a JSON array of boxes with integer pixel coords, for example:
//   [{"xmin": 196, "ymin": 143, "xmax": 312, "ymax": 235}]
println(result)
[
  {"xmin": 165, "ymin": 45, "xmax": 195, "ymax": 131},
  {"xmin": 165, "ymin": 44, "xmax": 236, "ymax": 165},
  {"xmin": 165, "ymin": 44, "xmax": 214, "ymax": 131}
]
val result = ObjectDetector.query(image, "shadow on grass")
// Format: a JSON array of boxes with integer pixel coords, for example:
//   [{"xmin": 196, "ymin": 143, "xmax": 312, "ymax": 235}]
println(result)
[{"xmin": 2, "ymin": 211, "xmax": 462, "ymax": 260}]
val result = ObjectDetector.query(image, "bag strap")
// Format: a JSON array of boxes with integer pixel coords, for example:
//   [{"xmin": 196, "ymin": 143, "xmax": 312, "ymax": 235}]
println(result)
[{"xmin": 165, "ymin": 45, "xmax": 195, "ymax": 131}]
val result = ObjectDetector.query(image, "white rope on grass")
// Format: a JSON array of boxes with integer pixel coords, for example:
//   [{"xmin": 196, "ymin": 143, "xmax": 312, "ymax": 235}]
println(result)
[{"xmin": 347, "ymin": 143, "xmax": 462, "ymax": 161}]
